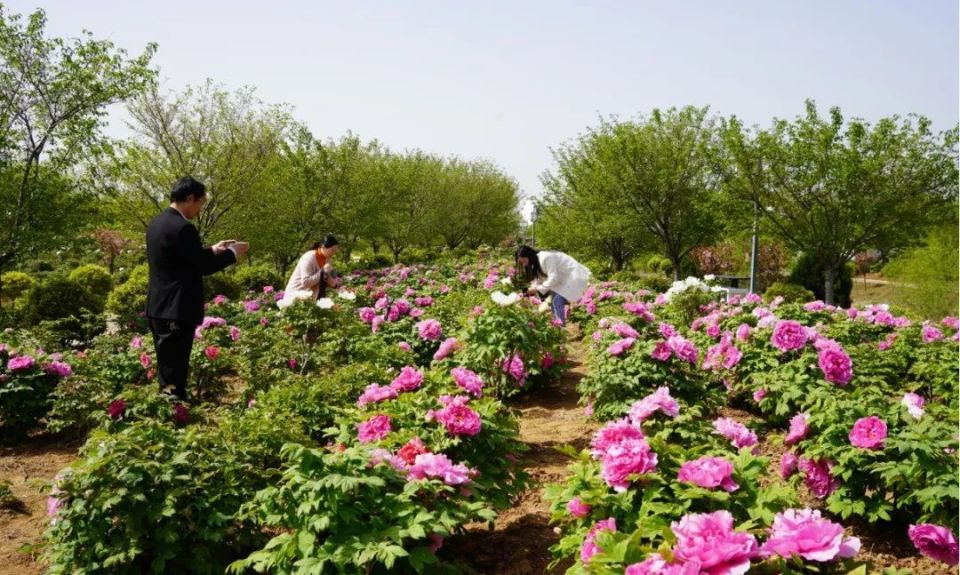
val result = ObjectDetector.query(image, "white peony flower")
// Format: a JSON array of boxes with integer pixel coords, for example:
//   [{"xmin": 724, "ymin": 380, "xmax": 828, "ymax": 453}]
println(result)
[
  {"xmin": 316, "ymin": 297, "xmax": 335, "ymax": 309},
  {"xmin": 500, "ymin": 276, "xmax": 513, "ymax": 286},
  {"xmin": 704, "ymin": 274, "xmax": 716, "ymax": 281},
  {"xmin": 491, "ymin": 291, "xmax": 520, "ymax": 306},
  {"xmin": 337, "ymin": 290, "xmax": 356, "ymax": 301},
  {"xmin": 538, "ymin": 300, "xmax": 551, "ymax": 313}
]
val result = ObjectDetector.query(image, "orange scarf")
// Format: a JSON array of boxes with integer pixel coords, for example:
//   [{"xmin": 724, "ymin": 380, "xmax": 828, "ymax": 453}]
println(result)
[{"xmin": 314, "ymin": 248, "xmax": 327, "ymax": 269}]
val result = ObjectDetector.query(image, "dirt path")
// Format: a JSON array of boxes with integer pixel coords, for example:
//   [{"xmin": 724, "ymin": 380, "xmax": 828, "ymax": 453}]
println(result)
[
  {"xmin": 0, "ymin": 434, "xmax": 81, "ymax": 575},
  {"xmin": 444, "ymin": 339, "xmax": 596, "ymax": 574}
]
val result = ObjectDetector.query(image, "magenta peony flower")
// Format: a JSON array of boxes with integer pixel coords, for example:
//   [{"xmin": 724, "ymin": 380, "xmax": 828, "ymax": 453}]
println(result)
[
  {"xmin": 357, "ymin": 414, "xmax": 392, "ymax": 443},
  {"xmin": 921, "ymin": 323, "xmax": 944, "ymax": 343},
  {"xmin": 712, "ymin": 417, "xmax": 758, "ymax": 450},
  {"xmin": 501, "ymin": 353, "xmax": 526, "ymax": 384},
  {"xmin": 432, "ymin": 400, "xmax": 482, "ymax": 437},
  {"xmin": 371, "ymin": 315, "xmax": 386, "ymax": 333},
  {"xmin": 785, "ymin": 413, "xmax": 809, "ymax": 445},
  {"xmin": 433, "ymin": 337, "xmax": 460, "ymax": 361},
  {"xmin": 541, "ymin": 351, "xmax": 554, "ymax": 370},
  {"xmin": 908, "ymin": 524, "xmax": 959, "ymax": 565},
  {"xmin": 407, "ymin": 453, "xmax": 474, "ymax": 485},
  {"xmin": 623, "ymin": 302, "xmax": 655, "ymax": 322},
  {"xmin": 651, "ymin": 341, "xmax": 673, "ymax": 361},
  {"xmin": 390, "ymin": 366, "xmax": 424, "ymax": 393},
  {"xmin": 414, "ymin": 296, "xmax": 434, "ymax": 307},
  {"xmin": 671, "ymin": 510, "xmax": 757, "ymax": 575},
  {"xmin": 450, "ymin": 367, "xmax": 484, "ymax": 397},
  {"xmin": 566, "ymin": 496, "xmax": 591, "ymax": 518},
  {"xmin": 771, "ymin": 320, "xmax": 809, "ymax": 352},
  {"xmin": 580, "ymin": 518, "xmax": 617, "ymax": 564},
  {"xmin": 357, "ymin": 383, "xmax": 399, "ymax": 407},
  {"xmin": 667, "ymin": 336, "xmax": 698, "ymax": 364},
  {"xmin": 107, "ymin": 398, "xmax": 126, "ymax": 420},
  {"xmin": 416, "ymin": 318, "xmax": 443, "ymax": 341},
  {"xmin": 848, "ymin": 416, "xmax": 887, "ymax": 449},
  {"xmin": 736, "ymin": 323, "xmax": 751, "ymax": 341},
  {"xmin": 760, "ymin": 508, "xmax": 860, "ymax": 562},
  {"xmin": 229, "ymin": 326, "xmax": 241, "ymax": 341},
  {"xmin": 243, "ymin": 300, "xmax": 260, "ymax": 312},
  {"xmin": 878, "ymin": 332, "xmax": 898, "ymax": 351},
  {"xmin": 628, "ymin": 387, "xmax": 680, "ymax": 424},
  {"xmin": 173, "ymin": 403, "xmax": 189, "ymax": 425},
  {"xmin": 204, "ymin": 345, "xmax": 220, "ymax": 360},
  {"xmin": 659, "ymin": 323, "xmax": 678, "ymax": 338},
  {"xmin": 901, "ymin": 392, "xmax": 925, "ymax": 420},
  {"xmin": 678, "ymin": 456, "xmax": 739, "ymax": 492},
  {"xmin": 129, "ymin": 336, "xmax": 143, "ymax": 349},
  {"xmin": 817, "ymin": 342, "xmax": 853, "ymax": 385},
  {"xmin": 607, "ymin": 337, "xmax": 636, "ymax": 356},
  {"xmin": 7, "ymin": 354, "xmax": 35, "ymax": 371},
  {"xmin": 139, "ymin": 352, "xmax": 152, "ymax": 368},
  {"xmin": 780, "ymin": 451, "xmax": 799, "ymax": 479},
  {"xmin": 397, "ymin": 437, "xmax": 429, "ymax": 465},
  {"xmin": 600, "ymin": 437, "xmax": 658, "ymax": 491},
  {"xmin": 625, "ymin": 555, "xmax": 698, "ymax": 575},
  {"xmin": 591, "ymin": 418, "xmax": 645, "ymax": 458},
  {"xmin": 43, "ymin": 360, "xmax": 73, "ymax": 378},
  {"xmin": 799, "ymin": 458, "xmax": 838, "ymax": 499}
]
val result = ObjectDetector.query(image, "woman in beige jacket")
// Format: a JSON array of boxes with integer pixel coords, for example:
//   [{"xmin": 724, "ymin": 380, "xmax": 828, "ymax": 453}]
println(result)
[{"xmin": 277, "ymin": 235, "xmax": 340, "ymax": 308}]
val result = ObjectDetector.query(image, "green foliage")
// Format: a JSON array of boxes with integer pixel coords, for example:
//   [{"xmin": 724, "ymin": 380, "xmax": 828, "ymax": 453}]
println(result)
[
  {"xmin": 645, "ymin": 254, "xmax": 674, "ymax": 276},
  {"xmin": 763, "ymin": 281, "xmax": 815, "ymax": 304},
  {"xmin": 788, "ymin": 252, "xmax": 853, "ymax": 307},
  {"xmin": 105, "ymin": 264, "xmax": 148, "ymax": 331},
  {"xmin": 884, "ymin": 224, "xmax": 959, "ymax": 319},
  {"xmin": 0, "ymin": 270, "xmax": 35, "ymax": 302},
  {"xmin": 0, "ymin": 346, "xmax": 73, "ymax": 438},
  {"xmin": 204, "ymin": 272, "xmax": 242, "ymax": 301},
  {"xmin": 233, "ymin": 263, "xmax": 282, "ymax": 292},
  {"xmin": 68, "ymin": 264, "xmax": 113, "ymax": 302}
]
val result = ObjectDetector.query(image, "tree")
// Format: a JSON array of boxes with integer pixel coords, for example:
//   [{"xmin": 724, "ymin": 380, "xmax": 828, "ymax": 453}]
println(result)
[
  {"xmin": 107, "ymin": 80, "xmax": 290, "ymax": 241},
  {"xmin": 722, "ymin": 100, "xmax": 959, "ymax": 304},
  {"xmin": 378, "ymin": 150, "xmax": 438, "ymax": 263},
  {"xmin": 0, "ymin": 6, "xmax": 155, "ymax": 298},
  {"xmin": 543, "ymin": 107, "xmax": 722, "ymax": 278}
]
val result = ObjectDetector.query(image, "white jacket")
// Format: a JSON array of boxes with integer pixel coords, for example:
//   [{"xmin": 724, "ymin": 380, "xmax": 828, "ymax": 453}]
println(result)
[
  {"xmin": 277, "ymin": 251, "xmax": 328, "ymax": 308},
  {"xmin": 533, "ymin": 250, "xmax": 591, "ymax": 302}
]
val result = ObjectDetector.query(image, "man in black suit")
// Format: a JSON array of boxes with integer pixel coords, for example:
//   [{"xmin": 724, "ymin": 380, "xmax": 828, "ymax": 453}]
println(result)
[{"xmin": 146, "ymin": 176, "xmax": 249, "ymax": 399}]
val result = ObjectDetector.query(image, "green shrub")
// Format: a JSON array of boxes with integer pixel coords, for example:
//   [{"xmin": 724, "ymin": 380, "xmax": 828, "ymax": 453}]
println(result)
[
  {"xmin": 645, "ymin": 254, "xmax": 673, "ymax": 276},
  {"xmin": 106, "ymin": 265, "xmax": 149, "ymax": 331},
  {"xmin": 788, "ymin": 252, "xmax": 852, "ymax": 306},
  {"xmin": 25, "ymin": 275, "xmax": 104, "ymax": 320},
  {"xmin": 234, "ymin": 264, "xmax": 282, "ymax": 292},
  {"xmin": 204, "ymin": 272, "xmax": 242, "ymax": 301},
  {"xmin": 0, "ymin": 347, "xmax": 73, "ymax": 438},
  {"xmin": 763, "ymin": 281, "xmax": 816, "ymax": 304},
  {"xmin": 1, "ymin": 270, "xmax": 36, "ymax": 303},
  {"xmin": 68, "ymin": 264, "xmax": 113, "ymax": 303},
  {"xmin": 884, "ymin": 224, "xmax": 959, "ymax": 319}
]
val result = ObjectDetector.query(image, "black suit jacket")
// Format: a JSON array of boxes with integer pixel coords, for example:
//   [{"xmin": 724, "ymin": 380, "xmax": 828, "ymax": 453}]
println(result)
[{"xmin": 146, "ymin": 207, "xmax": 236, "ymax": 325}]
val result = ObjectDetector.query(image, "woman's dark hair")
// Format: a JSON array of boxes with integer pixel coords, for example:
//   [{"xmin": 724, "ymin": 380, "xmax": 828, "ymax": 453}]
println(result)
[
  {"xmin": 170, "ymin": 176, "xmax": 206, "ymax": 202},
  {"xmin": 515, "ymin": 245, "xmax": 544, "ymax": 280},
  {"xmin": 311, "ymin": 235, "xmax": 340, "ymax": 250}
]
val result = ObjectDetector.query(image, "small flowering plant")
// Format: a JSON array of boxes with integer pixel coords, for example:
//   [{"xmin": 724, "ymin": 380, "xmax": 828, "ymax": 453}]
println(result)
[{"xmin": 0, "ymin": 344, "xmax": 76, "ymax": 436}]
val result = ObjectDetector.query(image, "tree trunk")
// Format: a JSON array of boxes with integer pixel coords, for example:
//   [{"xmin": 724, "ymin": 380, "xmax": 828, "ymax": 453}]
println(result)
[
  {"xmin": 669, "ymin": 253, "xmax": 683, "ymax": 281},
  {"xmin": 824, "ymin": 266, "xmax": 836, "ymax": 305},
  {"xmin": 391, "ymin": 246, "xmax": 402, "ymax": 264}
]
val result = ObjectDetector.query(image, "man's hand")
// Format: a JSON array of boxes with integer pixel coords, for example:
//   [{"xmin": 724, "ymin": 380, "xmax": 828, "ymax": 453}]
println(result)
[
  {"xmin": 212, "ymin": 240, "xmax": 236, "ymax": 254},
  {"xmin": 231, "ymin": 241, "xmax": 250, "ymax": 258}
]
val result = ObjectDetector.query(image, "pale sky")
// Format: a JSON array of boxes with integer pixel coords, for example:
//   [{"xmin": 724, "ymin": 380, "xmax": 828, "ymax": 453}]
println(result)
[{"xmin": 10, "ymin": 0, "xmax": 959, "ymax": 218}]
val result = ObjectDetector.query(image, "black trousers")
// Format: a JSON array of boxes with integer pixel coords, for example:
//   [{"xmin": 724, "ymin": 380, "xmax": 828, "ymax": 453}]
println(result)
[{"xmin": 148, "ymin": 317, "xmax": 194, "ymax": 400}]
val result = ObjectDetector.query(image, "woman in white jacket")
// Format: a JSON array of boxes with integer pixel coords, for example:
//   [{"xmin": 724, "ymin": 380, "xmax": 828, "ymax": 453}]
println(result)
[
  {"xmin": 277, "ymin": 235, "xmax": 340, "ymax": 308},
  {"xmin": 515, "ymin": 245, "xmax": 591, "ymax": 325}
]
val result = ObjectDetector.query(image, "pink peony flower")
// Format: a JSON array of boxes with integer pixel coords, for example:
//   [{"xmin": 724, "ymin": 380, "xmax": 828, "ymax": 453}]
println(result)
[
  {"xmin": 784, "ymin": 413, "xmax": 809, "ymax": 445},
  {"xmin": 357, "ymin": 414, "xmax": 392, "ymax": 443},
  {"xmin": 7, "ymin": 355, "xmax": 35, "ymax": 371},
  {"xmin": 667, "ymin": 336, "xmax": 698, "ymax": 364},
  {"xmin": 398, "ymin": 342, "xmax": 412, "ymax": 352},
  {"xmin": 358, "ymin": 307, "xmax": 377, "ymax": 323},
  {"xmin": 416, "ymin": 319, "xmax": 443, "ymax": 341},
  {"xmin": 243, "ymin": 300, "xmax": 260, "ymax": 312},
  {"xmin": 566, "ymin": 496, "xmax": 591, "ymax": 518},
  {"xmin": 432, "ymin": 400, "xmax": 482, "ymax": 437},
  {"xmin": 678, "ymin": 456, "xmax": 739, "ymax": 492},
  {"xmin": 591, "ymin": 419, "xmax": 645, "ymax": 458},
  {"xmin": 752, "ymin": 389, "xmax": 766, "ymax": 403},
  {"xmin": 204, "ymin": 345, "xmax": 220, "ymax": 360},
  {"xmin": 712, "ymin": 418, "xmax": 758, "ymax": 450},
  {"xmin": 901, "ymin": 392, "xmax": 925, "ymax": 420},
  {"xmin": 735, "ymin": 323, "xmax": 751, "ymax": 341},
  {"xmin": 450, "ymin": 367, "xmax": 484, "ymax": 397},
  {"xmin": 129, "ymin": 336, "xmax": 143, "ymax": 349},
  {"xmin": 390, "ymin": 366, "xmax": 424, "ymax": 393},
  {"xmin": 626, "ymin": 556, "xmax": 698, "ymax": 575},
  {"xmin": 501, "ymin": 353, "xmax": 526, "ymax": 384},
  {"xmin": 628, "ymin": 387, "xmax": 680, "ymax": 424},
  {"xmin": 760, "ymin": 508, "xmax": 860, "ymax": 562},
  {"xmin": 397, "ymin": 437, "xmax": 428, "ymax": 465},
  {"xmin": 580, "ymin": 518, "xmax": 617, "ymax": 564},
  {"xmin": 43, "ymin": 361, "xmax": 73, "ymax": 378},
  {"xmin": 357, "ymin": 383, "xmax": 399, "ymax": 407},
  {"xmin": 541, "ymin": 351, "xmax": 554, "ymax": 370},
  {"xmin": 229, "ymin": 326, "xmax": 241, "ymax": 341},
  {"xmin": 371, "ymin": 315, "xmax": 385, "ymax": 333},
  {"xmin": 651, "ymin": 341, "xmax": 673, "ymax": 361},
  {"xmin": 849, "ymin": 416, "xmax": 887, "ymax": 449},
  {"xmin": 780, "ymin": 451, "xmax": 799, "ymax": 479},
  {"xmin": 921, "ymin": 323, "xmax": 944, "ymax": 343},
  {"xmin": 817, "ymin": 342, "xmax": 853, "ymax": 385},
  {"xmin": 433, "ymin": 337, "xmax": 460, "ymax": 361},
  {"xmin": 607, "ymin": 337, "xmax": 636, "ymax": 356},
  {"xmin": 407, "ymin": 453, "xmax": 474, "ymax": 485},
  {"xmin": 799, "ymin": 458, "xmax": 838, "ymax": 499},
  {"xmin": 671, "ymin": 510, "xmax": 757, "ymax": 575},
  {"xmin": 600, "ymin": 437, "xmax": 658, "ymax": 491},
  {"xmin": 612, "ymin": 322, "xmax": 640, "ymax": 339},
  {"xmin": 414, "ymin": 296, "xmax": 434, "ymax": 307},
  {"xmin": 771, "ymin": 320, "xmax": 809, "ymax": 352},
  {"xmin": 908, "ymin": 524, "xmax": 959, "ymax": 565},
  {"xmin": 659, "ymin": 323, "xmax": 677, "ymax": 338},
  {"xmin": 369, "ymin": 448, "xmax": 408, "ymax": 471},
  {"xmin": 878, "ymin": 333, "xmax": 897, "ymax": 351},
  {"xmin": 287, "ymin": 358, "xmax": 298, "ymax": 370},
  {"xmin": 624, "ymin": 302, "xmax": 655, "ymax": 322}
]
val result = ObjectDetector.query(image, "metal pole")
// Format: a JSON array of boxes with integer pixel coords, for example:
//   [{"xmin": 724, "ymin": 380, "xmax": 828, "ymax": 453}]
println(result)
[{"xmin": 749, "ymin": 200, "xmax": 759, "ymax": 294}]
